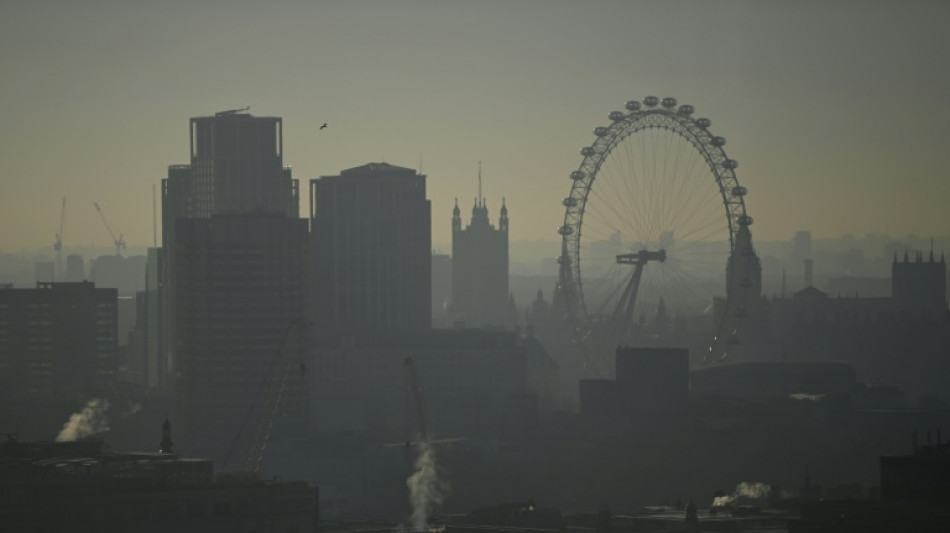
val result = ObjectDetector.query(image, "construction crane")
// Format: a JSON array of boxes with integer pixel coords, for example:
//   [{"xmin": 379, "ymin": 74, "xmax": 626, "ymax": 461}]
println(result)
[
  {"xmin": 93, "ymin": 202, "xmax": 126, "ymax": 256},
  {"xmin": 53, "ymin": 197, "xmax": 65, "ymax": 278},
  {"xmin": 215, "ymin": 106, "xmax": 250, "ymax": 117},
  {"xmin": 222, "ymin": 318, "xmax": 310, "ymax": 474},
  {"xmin": 404, "ymin": 357, "xmax": 428, "ymax": 444}
]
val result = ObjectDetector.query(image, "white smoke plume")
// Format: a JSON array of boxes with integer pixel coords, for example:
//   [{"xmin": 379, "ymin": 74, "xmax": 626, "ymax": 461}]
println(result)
[
  {"xmin": 712, "ymin": 481, "xmax": 771, "ymax": 507},
  {"xmin": 789, "ymin": 393, "xmax": 825, "ymax": 402},
  {"xmin": 55, "ymin": 398, "xmax": 110, "ymax": 442},
  {"xmin": 406, "ymin": 440, "xmax": 447, "ymax": 532}
]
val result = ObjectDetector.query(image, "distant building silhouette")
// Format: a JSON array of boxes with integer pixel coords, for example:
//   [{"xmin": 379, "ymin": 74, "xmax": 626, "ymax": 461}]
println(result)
[
  {"xmin": 33, "ymin": 261, "xmax": 53, "ymax": 284},
  {"xmin": 745, "ymin": 250, "xmax": 950, "ymax": 400},
  {"xmin": 451, "ymin": 195, "xmax": 513, "ymax": 327},
  {"xmin": 309, "ymin": 162, "xmax": 431, "ymax": 334},
  {"xmin": 125, "ymin": 248, "xmax": 166, "ymax": 390},
  {"xmin": 65, "ymin": 253, "xmax": 84, "ymax": 282},
  {"xmin": 893, "ymin": 249, "xmax": 947, "ymax": 316},
  {"xmin": 0, "ymin": 282, "xmax": 117, "ymax": 402}
]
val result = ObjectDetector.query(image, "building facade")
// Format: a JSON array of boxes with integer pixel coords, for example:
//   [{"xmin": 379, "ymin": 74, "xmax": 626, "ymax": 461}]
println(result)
[
  {"xmin": 161, "ymin": 111, "xmax": 309, "ymax": 460},
  {"xmin": 0, "ymin": 282, "xmax": 117, "ymax": 401},
  {"xmin": 451, "ymin": 196, "xmax": 512, "ymax": 327},
  {"xmin": 309, "ymin": 162, "xmax": 431, "ymax": 334}
]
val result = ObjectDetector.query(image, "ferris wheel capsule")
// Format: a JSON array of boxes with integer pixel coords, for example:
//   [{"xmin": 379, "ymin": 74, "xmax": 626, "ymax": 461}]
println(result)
[
  {"xmin": 570, "ymin": 170, "xmax": 586, "ymax": 180},
  {"xmin": 643, "ymin": 96, "xmax": 659, "ymax": 106},
  {"xmin": 594, "ymin": 126, "xmax": 609, "ymax": 136},
  {"xmin": 625, "ymin": 100, "xmax": 642, "ymax": 111},
  {"xmin": 581, "ymin": 147, "xmax": 596, "ymax": 156},
  {"xmin": 677, "ymin": 104, "xmax": 694, "ymax": 115},
  {"xmin": 731, "ymin": 186, "xmax": 748, "ymax": 197},
  {"xmin": 722, "ymin": 159, "xmax": 738, "ymax": 169},
  {"xmin": 558, "ymin": 225, "xmax": 574, "ymax": 236},
  {"xmin": 711, "ymin": 136, "xmax": 726, "ymax": 146},
  {"xmin": 608, "ymin": 111, "xmax": 625, "ymax": 121},
  {"xmin": 737, "ymin": 215, "xmax": 753, "ymax": 226},
  {"xmin": 563, "ymin": 197, "xmax": 578, "ymax": 207},
  {"xmin": 661, "ymin": 97, "xmax": 677, "ymax": 108},
  {"xmin": 696, "ymin": 118, "xmax": 711, "ymax": 129}
]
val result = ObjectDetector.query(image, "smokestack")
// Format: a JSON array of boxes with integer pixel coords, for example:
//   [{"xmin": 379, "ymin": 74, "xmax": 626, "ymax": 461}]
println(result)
[{"xmin": 804, "ymin": 259, "xmax": 814, "ymax": 288}]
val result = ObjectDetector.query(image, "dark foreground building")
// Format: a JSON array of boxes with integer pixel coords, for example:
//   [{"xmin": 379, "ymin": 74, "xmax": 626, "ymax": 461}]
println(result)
[{"xmin": 0, "ymin": 433, "xmax": 318, "ymax": 532}]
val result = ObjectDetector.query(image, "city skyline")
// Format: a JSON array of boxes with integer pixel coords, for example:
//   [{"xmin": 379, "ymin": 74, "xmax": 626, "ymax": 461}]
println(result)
[{"xmin": 3, "ymin": 1, "xmax": 950, "ymax": 252}]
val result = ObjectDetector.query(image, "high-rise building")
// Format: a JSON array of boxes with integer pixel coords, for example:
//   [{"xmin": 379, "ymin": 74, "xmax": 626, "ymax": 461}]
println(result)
[
  {"xmin": 173, "ymin": 214, "xmax": 309, "ymax": 456},
  {"xmin": 309, "ymin": 162, "xmax": 431, "ymax": 334},
  {"xmin": 172, "ymin": 111, "xmax": 297, "ymax": 219},
  {"xmin": 161, "ymin": 111, "xmax": 308, "ymax": 459},
  {"xmin": 0, "ymin": 282, "xmax": 117, "ymax": 401},
  {"xmin": 451, "ymin": 194, "xmax": 511, "ymax": 327}
]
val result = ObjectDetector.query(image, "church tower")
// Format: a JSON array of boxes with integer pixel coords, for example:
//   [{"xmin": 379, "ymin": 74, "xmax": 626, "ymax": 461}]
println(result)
[{"xmin": 451, "ymin": 165, "xmax": 513, "ymax": 327}]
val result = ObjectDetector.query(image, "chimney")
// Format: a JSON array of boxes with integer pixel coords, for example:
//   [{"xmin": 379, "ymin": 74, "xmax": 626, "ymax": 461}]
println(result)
[{"xmin": 804, "ymin": 259, "xmax": 814, "ymax": 288}]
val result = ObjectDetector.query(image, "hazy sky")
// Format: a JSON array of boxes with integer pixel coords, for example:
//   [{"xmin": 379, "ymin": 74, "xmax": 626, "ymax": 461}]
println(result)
[{"xmin": 2, "ymin": 0, "xmax": 949, "ymax": 254}]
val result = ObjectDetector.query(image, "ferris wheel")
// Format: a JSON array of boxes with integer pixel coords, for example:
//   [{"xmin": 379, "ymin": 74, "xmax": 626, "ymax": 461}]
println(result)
[{"xmin": 557, "ymin": 96, "xmax": 754, "ymax": 373}]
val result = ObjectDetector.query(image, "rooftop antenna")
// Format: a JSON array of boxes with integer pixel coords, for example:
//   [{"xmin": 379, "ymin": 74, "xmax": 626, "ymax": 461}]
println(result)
[
  {"xmin": 478, "ymin": 160, "xmax": 483, "ymax": 207},
  {"xmin": 152, "ymin": 184, "xmax": 157, "ymax": 248}
]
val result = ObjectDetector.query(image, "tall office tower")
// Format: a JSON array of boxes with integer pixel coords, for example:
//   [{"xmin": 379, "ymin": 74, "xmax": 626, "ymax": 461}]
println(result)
[
  {"xmin": 310, "ymin": 163, "xmax": 431, "ymax": 334},
  {"xmin": 173, "ymin": 214, "xmax": 309, "ymax": 458},
  {"xmin": 451, "ymin": 194, "xmax": 511, "ymax": 327},
  {"xmin": 166, "ymin": 110, "xmax": 298, "ymax": 219},
  {"xmin": 161, "ymin": 111, "xmax": 308, "ymax": 458},
  {"xmin": 0, "ymin": 282, "xmax": 117, "ymax": 402}
]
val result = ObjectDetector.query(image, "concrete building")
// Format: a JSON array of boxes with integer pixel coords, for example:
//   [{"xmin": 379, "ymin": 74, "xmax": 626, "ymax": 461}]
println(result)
[
  {"xmin": 0, "ymin": 282, "xmax": 117, "ymax": 402},
  {"xmin": 451, "ymin": 194, "xmax": 512, "ymax": 328},
  {"xmin": 309, "ymin": 162, "xmax": 431, "ymax": 334}
]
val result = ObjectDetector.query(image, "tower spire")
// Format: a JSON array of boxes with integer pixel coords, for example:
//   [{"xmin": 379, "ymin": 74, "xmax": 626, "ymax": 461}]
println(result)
[{"xmin": 478, "ymin": 160, "xmax": 483, "ymax": 207}]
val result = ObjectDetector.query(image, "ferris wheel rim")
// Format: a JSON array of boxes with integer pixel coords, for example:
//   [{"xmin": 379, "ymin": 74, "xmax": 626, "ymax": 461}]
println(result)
[{"xmin": 558, "ymin": 98, "xmax": 750, "ymax": 330}]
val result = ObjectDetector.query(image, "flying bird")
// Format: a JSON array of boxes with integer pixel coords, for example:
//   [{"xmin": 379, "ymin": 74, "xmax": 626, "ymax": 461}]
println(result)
[{"xmin": 320, "ymin": 123, "xmax": 328, "ymax": 130}]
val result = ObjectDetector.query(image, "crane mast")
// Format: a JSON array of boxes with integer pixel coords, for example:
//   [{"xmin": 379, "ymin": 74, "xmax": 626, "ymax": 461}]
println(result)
[
  {"xmin": 93, "ymin": 202, "xmax": 126, "ymax": 256},
  {"xmin": 404, "ymin": 357, "xmax": 428, "ymax": 443}
]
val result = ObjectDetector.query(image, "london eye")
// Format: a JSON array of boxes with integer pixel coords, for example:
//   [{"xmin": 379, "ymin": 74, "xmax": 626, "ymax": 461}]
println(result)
[{"xmin": 557, "ymin": 96, "xmax": 755, "ymax": 375}]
